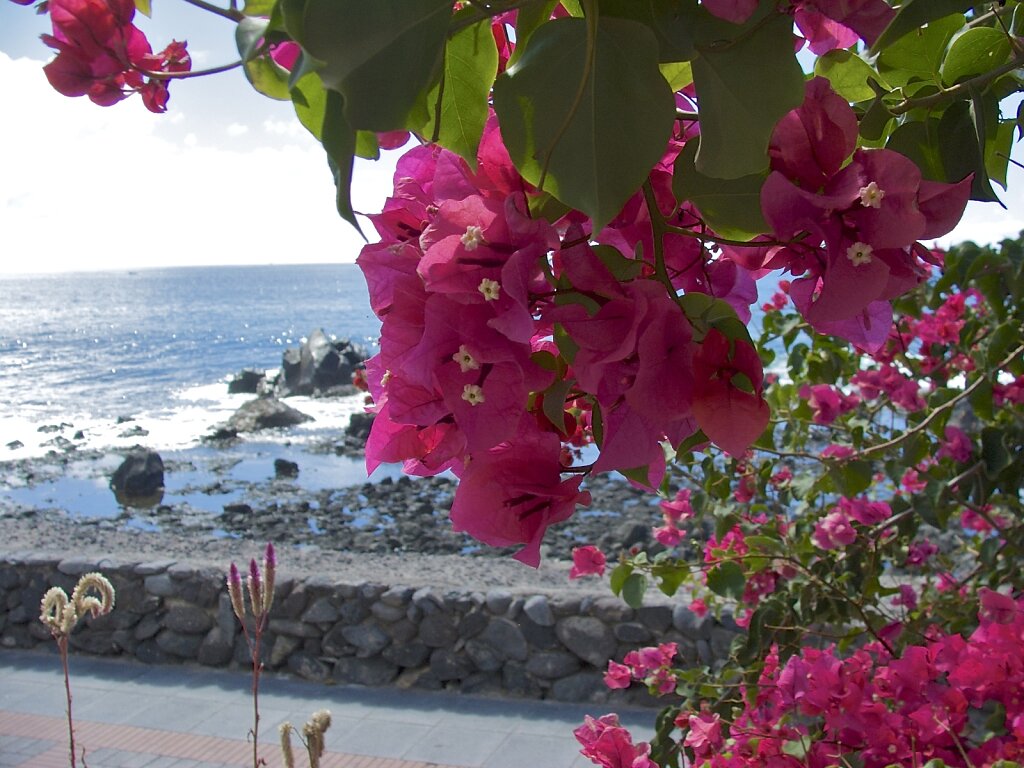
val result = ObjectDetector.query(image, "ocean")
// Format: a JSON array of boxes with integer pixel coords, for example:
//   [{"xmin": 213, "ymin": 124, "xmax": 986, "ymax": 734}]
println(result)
[
  {"xmin": 0, "ymin": 263, "xmax": 774, "ymax": 521},
  {"xmin": 0, "ymin": 264, "xmax": 395, "ymax": 518}
]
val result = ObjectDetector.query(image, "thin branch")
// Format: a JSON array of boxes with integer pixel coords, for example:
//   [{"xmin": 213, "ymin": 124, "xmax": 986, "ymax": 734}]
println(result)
[
  {"xmin": 140, "ymin": 59, "xmax": 245, "ymax": 80},
  {"xmin": 858, "ymin": 343, "xmax": 1024, "ymax": 460},
  {"xmin": 179, "ymin": 0, "xmax": 244, "ymax": 22},
  {"xmin": 889, "ymin": 52, "xmax": 1024, "ymax": 116}
]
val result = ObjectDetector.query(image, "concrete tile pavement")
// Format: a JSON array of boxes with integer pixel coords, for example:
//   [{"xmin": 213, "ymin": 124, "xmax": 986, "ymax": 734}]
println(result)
[{"xmin": 0, "ymin": 650, "xmax": 655, "ymax": 768}]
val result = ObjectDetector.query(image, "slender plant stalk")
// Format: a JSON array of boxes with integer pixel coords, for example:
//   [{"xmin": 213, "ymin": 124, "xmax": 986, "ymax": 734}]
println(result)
[{"xmin": 59, "ymin": 637, "xmax": 79, "ymax": 768}]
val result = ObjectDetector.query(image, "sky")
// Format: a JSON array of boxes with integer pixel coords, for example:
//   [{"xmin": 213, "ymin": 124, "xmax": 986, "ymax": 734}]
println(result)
[{"xmin": 0, "ymin": 4, "xmax": 1022, "ymax": 275}]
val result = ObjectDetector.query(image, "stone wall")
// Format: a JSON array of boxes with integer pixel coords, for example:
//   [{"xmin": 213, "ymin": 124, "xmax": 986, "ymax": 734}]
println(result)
[{"xmin": 0, "ymin": 552, "xmax": 743, "ymax": 705}]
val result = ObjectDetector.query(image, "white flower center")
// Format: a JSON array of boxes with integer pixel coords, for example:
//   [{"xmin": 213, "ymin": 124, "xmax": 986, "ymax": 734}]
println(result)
[
  {"xmin": 461, "ymin": 384, "xmax": 485, "ymax": 406},
  {"xmin": 452, "ymin": 345, "xmax": 480, "ymax": 373},
  {"xmin": 461, "ymin": 225, "xmax": 484, "ymax": 251},
  {"xmin": 858, "ymin": 181, "xmax": 885, "ymax": 209},
  {"xmin": 381, "ymin": 369, "xmax": 392, "ymax": 385},
  {"xmin": 846, "ymin": 242, "xmax": 873, "ymax": 266},
  {"xmin": 478, "ymin": 278, "xmax": 501, "ymax": 301}
]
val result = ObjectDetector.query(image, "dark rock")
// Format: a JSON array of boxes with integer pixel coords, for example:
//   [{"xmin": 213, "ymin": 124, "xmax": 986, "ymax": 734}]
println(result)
[
  {"xmin": 118, "ymin": 425, "xmax": 149, "ymax": 438},
  {"xmin": 465, "ymin": 639, "xmax": 503, "ymax": 672},
  {"xmin": 228, "ymin": 369, "xmax": 265, "ymax": 394},
  {"xmin": 6, "ymin": 440, "xmax": 23, "ymax": 450},
  {"xmin": 672, "ymin": 606, "xmax": 713, "ymax": 641},
  {"xmin": 163, "ymin": 605, "xmax": 212, "ymax": 634},
  {"xmin": 213, "ymin": 397, "xmax": 314, "ymax": 438},
  {"xmin": 502, "ymin": 662, "xmax": 543, "ymax": 698},
  {"xmin": 551, "ymin": 672, "xmax": 608, "ymax": 703},
  {"xmin": 135, "ymin": 638, "xmax": 172, "ymax": 665},
  {"xmin": 526, "ymin": 651, "xmax": 581, "ymax": 679},
  {"xmin": 270, "ymin": 635, "xmax": 302, "ymax": 667},
  {"xmin": 198, "ymin": 627, "xmax": 234, "ymax": 666},
  {"xmin": 523, "ymin": 596, "xmax": 554, "ymax": 627},
  {"xmin": 485, "ymin": 590, "xmax": 513, "ymax": 615},
  {"xmin": 334, "ymin": 657, "xmax": 399, "ymax": 687},
  {"xmin": 342, "ymin": 622, "xmax": 390, "ymax": 655},
  {"xmin": 346, "ymin": 413, "xmax": 374, "ymax": 440},
  {"xmin": 274, "ymin": 458, "xmax": 299, "ymax": 479},
  {"xmin": 110, "ymin": 450, "xmax": 164, "ymax": 505},
  {"xmin": 556, "ymin": 617, "xmax": 616, "ymax": 667},
  {"xmin": 479, "ymin": 618, "xmax": 528, "ymax": 661},
  {"xmin": 614, "ymin": 622, "xmax": 653, "ymax": 643},
  {"xmin": 155, "ymin": 629, "xmax": 204, "ymax": 658},
  {"xmin": 289, "ymin": 652, "xmax": 332, "ymax": 682},
  {"xmin": 418, "ymin": 613, "xmax": 458, "ymax": 647},
  {"xmin": 383, "ymin": 640, "xmax": 431, "ymax": 668},
  {"xmin": 637, "ymin": 605, "xmax": 673, "ymax": 632},
  {"xmin": 277, "ymin": 330, "xmax": 368, "ymax": 397},
  {"xmin": 430, "ymin": 649, "xmax": 474, "ymax": 681},
  {"xmin": 301, "ymin": 597, "xmax": 339, "ymax": 624}
]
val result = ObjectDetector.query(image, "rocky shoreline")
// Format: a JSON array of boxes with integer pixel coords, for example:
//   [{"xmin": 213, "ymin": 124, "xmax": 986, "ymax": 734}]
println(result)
[{"xmin": 0, "ymin": 423, "xmax": 678, "ymax": 597}]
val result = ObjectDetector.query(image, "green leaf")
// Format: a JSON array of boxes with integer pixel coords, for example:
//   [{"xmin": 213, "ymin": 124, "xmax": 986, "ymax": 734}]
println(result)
[
  {"xmin": 297, "ymin": 0, "xmax": 452, "ymax": 131},
  {"xmin": 707, "ymin": 561, "xmax": 745, "ymax": 600},
  {"xmin": 981, "ymin": 426, "xmax": 1012, "ymax": 477},
  {"xmin": 940, "ymin": 27, "xmax": 1012, "ymax": 86},
  {"xmin": 938, "ymin": 100, "xmax": 1002, "ymax": 202},
  {"xmin": 494, "ymin": 17, "xmax": 675, "ymax": 231},
  {"xmin": 815, "ymin": 49, "xmax": 885, "ymax": 103},
  {"xmin": 243, "ymin": 0, "xmax": 275, "ymax": 15},
  {"xmin": 236, "ymin": 16, "xmax": 269, "ymax": 62},
  {"xmin": 413, "ymin": 19, "xmax": 497, "ymax": 165},
  {"xmin": 599, "ymin": 0, "xmax": 698, "ymax": 62},
  {"xmin": 291, "ymin": 71, "xmax": 327, "ymax": 140},
  {"xmin": 655, "ymin": 566, "xmax": 687, "ymax": 597},
  {"xmin": 134, "ymin": 0, "xmax": 151, "ymax": 17},
  {"xmin": 609, "ymin": 563, "xmax": 633, "ymax": 595},
  {"xmin": 886, "ymin": 119, "xmax": 946, "ymax": 181},
  {"xmin": 244, "ymin": 57, "xmax": 292, "ymax": 101},
  {"xmin": 872, "ymin": 0, "xmax": 974, "ymax": 53},
  {"xmin": 321, "ymin": 90, "xmax": 363, "ymax": 234},
  {"xmin": 691, "ymin": 11, "xmax": 804, "ymax": 179},
  {"xmin": 660, "ymin": 61, "xmax": 693, "ymax": 92},
  {"xmin": 508, "ymin": 0, "xmax": 559, "ymax": 68},
  {"xmin": 985, "ymin": 120, "xmax": 1016, "ymax": 190},
  {"xmin": 622, "ymin": 573, "xmax": 648, "ymax": 608},
  {"xmin": 542, "ymin": 377, "xmax": 575, "ymax": 435},
  {"xmin": 672, "ymin": 140, "xmax": 767, "ymax": 241},
  {"xmin": 829, "ymin": 460, "xmax": 874, "ymax": 497},
  {"xmin": 877, "ymin": 13, "xmax": 966, "ymax": 86}
]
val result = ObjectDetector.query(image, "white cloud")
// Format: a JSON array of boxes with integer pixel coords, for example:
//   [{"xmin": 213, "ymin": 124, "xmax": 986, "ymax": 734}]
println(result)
[
  {"xmin": 225, "ymin": 122, "xmax": 249, "ymax": 137},
  {"xmin": 0, "ymin": 52, "xmax": 400, "ymax": 274}
]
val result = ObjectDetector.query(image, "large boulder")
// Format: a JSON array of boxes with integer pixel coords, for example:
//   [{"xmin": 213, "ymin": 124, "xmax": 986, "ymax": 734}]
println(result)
[
  {"xmin": 208, "ymin": 397, "xmax": 313, "ymax": 439},
  {"xmin": 110, "ymin": 450, "xmax": 164, "ymax": 506},
  {"xmin": 276, "ymin": 329, "xmax": 367, "ymax": 397},
  {"xmin": 227, "ymin": 368, "xmax": 265, "ymax": 394}
]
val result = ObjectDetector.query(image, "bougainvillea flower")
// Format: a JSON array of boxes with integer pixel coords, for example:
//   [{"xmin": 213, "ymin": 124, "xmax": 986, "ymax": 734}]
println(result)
[
  {"xmin": 691, "ymin": 329, "xmax": 769, "ymax": 457},
  {"xmin": 574, "ymin": 714, "xmax": 657, "ymax": 768},
  {"xmin": 701, "ymin": 0, "xmax": 758, "ymax": 25},
  {"xmin": 449, "ymin": 421, "xmax": 591, "ymax": 567},
  {"xmin": 813, "ymin": 509, "xmax": 857, "ymax": 549},
  {"xmin": 793, "ymin": 0, "xmax": 895, "ymax": 48},
  {"xmin": 570, "ymin": 545, "xmax": 607, "ymax": 579},
  {"xmin": 40, "ymin": 0, "xmax": 189, "ymax": 112},
  {"xmin": 768, "ymin": 76, "xmax": 858, "ymax": 191}
]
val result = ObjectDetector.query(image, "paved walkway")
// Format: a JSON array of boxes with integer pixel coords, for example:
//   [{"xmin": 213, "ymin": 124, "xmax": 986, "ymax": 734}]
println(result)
[{"xmin": 0, "ymin": 650, "xmax": 653, "ymax": 768}]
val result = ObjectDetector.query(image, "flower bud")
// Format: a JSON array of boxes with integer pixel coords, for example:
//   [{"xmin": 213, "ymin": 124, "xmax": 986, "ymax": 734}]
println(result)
[
  {"xmin": 279, "ymin": 722, "xmax": 295, "ymax": 768},
  {"xmin": 247, "ymin": 558, "xmax": 264, "ymax": 619},
  {"xmin": 72, "ymin": 572, "xmax": 115, "ymax": 618},
  {"xmin": 262, "ymin": 542, "xmax": 276, "ymax": 616},
  {"xmin": 39, "ymin": 587, "xmax": 70, "ymax": 636},
  {"xmin": 227, "ymin": 562, "xmax": 246, "ymax": 621}
]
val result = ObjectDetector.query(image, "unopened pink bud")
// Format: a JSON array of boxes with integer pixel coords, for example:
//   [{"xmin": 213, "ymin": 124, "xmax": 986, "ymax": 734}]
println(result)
[
  {"xmin": 262, "ymin": 542, "xmax": 276, "ymax": 615},
  {"xmin": 247, "ymin": 558, "xmax": 264, "ymax": 619}
]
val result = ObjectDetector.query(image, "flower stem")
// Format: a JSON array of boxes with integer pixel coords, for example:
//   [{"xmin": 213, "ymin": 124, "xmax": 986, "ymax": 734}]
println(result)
[{"xmin": 60, "ymin": 637, "xmax": 77, "ymax": 768}]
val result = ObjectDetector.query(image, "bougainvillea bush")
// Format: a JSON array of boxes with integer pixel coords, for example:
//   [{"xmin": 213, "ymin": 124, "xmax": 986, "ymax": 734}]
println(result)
[{"xmin": 10, "ymin": 0, "xmax": 1024, "ymax": 765}]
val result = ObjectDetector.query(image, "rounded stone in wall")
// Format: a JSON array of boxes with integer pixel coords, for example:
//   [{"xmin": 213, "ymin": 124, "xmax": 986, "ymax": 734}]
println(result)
[
  {"xmin": 334, "ymin": 656, "xmax": 399, "ymax": 687},
  {"xmin": 163, "ymin": 605, "xmax": 213, "ymax": 635},
  {"xmin": 556, "ymin": 616, "xmax": 616, "ymax": 667}
]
